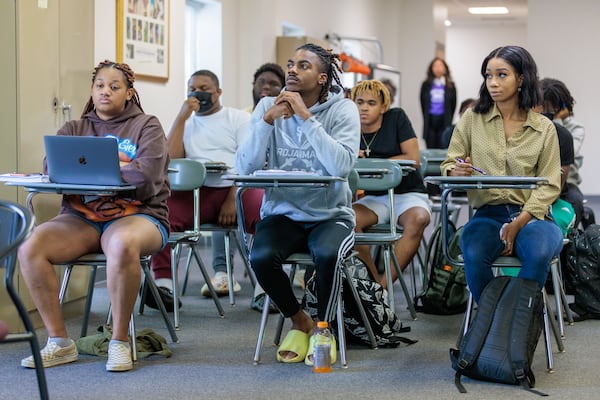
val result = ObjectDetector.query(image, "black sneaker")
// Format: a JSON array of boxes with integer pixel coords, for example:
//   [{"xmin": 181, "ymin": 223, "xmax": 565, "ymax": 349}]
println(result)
[
  {"xmin": 250, "ymin": 293, "xmax": 279, "ymax": 314},
  {"xmin": 143, "ymin": 286, "xmax": 182, "ymax": 312}
]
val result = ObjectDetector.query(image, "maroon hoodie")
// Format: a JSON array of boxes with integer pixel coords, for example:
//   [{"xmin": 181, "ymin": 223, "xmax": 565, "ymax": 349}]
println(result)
[{"xmin": 47, "ymin": 102, "xmax": 170, "ymax": 231}]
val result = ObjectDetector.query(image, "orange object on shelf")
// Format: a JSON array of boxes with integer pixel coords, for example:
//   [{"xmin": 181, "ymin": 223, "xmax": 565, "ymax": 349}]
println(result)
[{"xmin": 340, "ymin": 53, "xmax": 371, "ymax": 75}]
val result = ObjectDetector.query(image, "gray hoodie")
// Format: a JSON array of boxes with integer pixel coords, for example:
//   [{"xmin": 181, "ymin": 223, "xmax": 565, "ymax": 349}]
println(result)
[{"xmin": 236, "ymin": 86, "xmax": 360, "ymax": 224}]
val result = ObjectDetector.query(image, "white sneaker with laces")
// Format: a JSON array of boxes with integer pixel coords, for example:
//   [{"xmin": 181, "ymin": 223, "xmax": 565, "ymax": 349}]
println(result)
[
  {"xmin": 21, "ymin": 341, "xmax": 79, "ymax": 368},
  {"xmin": 106, "ymin": 342, "xmax": 133, "ymax": 372},
  {"xmin": 200, "ymin": 271, "xmax": 241, "ymax": 297}
]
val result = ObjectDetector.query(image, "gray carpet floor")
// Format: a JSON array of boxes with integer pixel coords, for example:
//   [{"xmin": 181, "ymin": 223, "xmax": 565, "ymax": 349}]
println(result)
[{"xmin": 2, "ymin": 198, "xmax": 600, "ymax": 400}]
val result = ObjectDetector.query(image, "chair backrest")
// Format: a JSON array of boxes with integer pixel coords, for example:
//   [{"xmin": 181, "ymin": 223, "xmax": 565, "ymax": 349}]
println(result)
[
  {"xmin": 353, "ymin": 158, "xmax": 403, "ymax": 235},
  {"xmin": 169, "ymin": 159, "xmax": 207, "ymax": 232},
  {"xmin": 420, "ymin": 148, "xmax": 448, "ymax": 177},
  {"xmin": 168, "ymin": 158, "xmax": 207, "ymax": 191},
  {"xmin": 0, "ymin": 200, "xmax": 34, "ymax": 271},
  {"xmin": 353, "ymin": 158, "xmax": 402, "ymax": 192}
]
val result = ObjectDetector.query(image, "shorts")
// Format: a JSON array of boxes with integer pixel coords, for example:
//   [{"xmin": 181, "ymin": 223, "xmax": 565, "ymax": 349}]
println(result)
[
  {"xmin": 76, "ymin": 213, "xmax": 169, "ymax": 249},
  {"xmin": 354, "ymin": 192, "xmax": 431, "ymax": 224}
]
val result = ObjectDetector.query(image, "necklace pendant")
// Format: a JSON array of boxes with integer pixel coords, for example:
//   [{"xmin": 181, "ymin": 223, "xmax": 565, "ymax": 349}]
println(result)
[{"xmin": 365, "ymin": 147, "xmax": 370, "ymax": 157}]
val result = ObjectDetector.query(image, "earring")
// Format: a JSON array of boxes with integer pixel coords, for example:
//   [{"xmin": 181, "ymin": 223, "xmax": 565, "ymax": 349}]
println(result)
[{"xmin": 517, "ymin": 87, "xmax": 522, "ymax": 92}]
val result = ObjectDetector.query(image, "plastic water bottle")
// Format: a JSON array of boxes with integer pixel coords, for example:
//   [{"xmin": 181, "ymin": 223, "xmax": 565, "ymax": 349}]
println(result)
[{"xmin": 312, "ymin": 321, "xmax": 332, "ymax": 373}]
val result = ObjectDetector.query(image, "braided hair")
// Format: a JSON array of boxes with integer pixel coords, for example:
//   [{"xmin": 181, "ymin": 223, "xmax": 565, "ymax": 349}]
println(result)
[
  {"xmin": 540, "ymin": 78, "xmax": 575, "ymax": 115},
  {"xmin": 81, "ymin": 60, "xmax": 143, "ymax": 117},
  {"xmin": 297, "ymin": 43, "xmax": 344, "ymax": 104}
]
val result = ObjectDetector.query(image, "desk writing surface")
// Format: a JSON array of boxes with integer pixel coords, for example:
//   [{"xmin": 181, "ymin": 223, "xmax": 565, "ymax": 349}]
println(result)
[
  {"xmin": 223, "ymin": 173, "xmax": 344, "ymax": 186},
  {"xmin": 5, "ymin": 181, "xmax": 136, "ymax": 194},
  {"xmin": 203, "ymin": 162, "xmax": 230, "ymax": 172},
  {"xmin": 424, "ymin": 176, "xmax": 548, "ymax": 187}
]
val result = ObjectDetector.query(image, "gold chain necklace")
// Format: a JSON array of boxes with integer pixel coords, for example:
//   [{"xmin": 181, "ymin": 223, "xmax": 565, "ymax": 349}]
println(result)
[{"xmin": 361, "ymin": 130, "xmax": 379, "ymax": 157}]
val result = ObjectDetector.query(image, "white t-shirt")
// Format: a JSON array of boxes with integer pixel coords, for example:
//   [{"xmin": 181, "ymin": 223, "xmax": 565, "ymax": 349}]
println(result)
[{"xmin": 180, "ymin": 107, "xmax": 251, "ymax": 187}]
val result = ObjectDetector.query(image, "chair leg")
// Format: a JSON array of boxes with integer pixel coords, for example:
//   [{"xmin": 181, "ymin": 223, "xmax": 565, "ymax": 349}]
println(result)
[
  {"xmin": 224, "ymin": 232, "xmax": 235, "ymax": 306},
  {"xmin": 336, "ymin": 291, "xmax": 348, "ymax": 368},
  {"xmin": 58, "ymin": 265, "xmax": 73, "ymax": 304},
  {"xmin": 80, "ymin": 266, "xmax": 97, "ymax": 338},
  {"xmin": 190, "ymin": 246, "xmax": 225, "ymax": 317},
  {"xmin": 181, "ymin": 245, "xmax": 194, "ymax": 295},
  {"xmin": 5, "ymin": 271, "xmax": 49, "ymax": 399},
  {"xmin": 129, "ymin": 313, "xmax": 137, "ymax": 362},
  {"xmin": 543, "ymin": 289, "xmax": 565, "ymax": 353},
  {"xmin": 171, "ymin": 243, "xmax": 182, "ymax": 330},
  {"xmin": 341, "ymin": 261, "xmax": 378, "ymax": 349},
  {"xmin": 233, "ymin": 230, "xmax": 256, "ymax": 288},
  {"xmin": 389, "ymin": 249, "xmax": 418, "ymax": 319},
  {"xmin": 550, "ymin": 259, "xmax": 574, "ymax": 336},
  {"xmin": 253, "ymin": 294, "xmax": 271, "ymax": 365},
  {"xmin": 141, "ymin": 262, "xmax": 179, "ymax": 343},
  {"xmin": 541, "ymin": 290, "xmax": 555, "ymax": 372}
]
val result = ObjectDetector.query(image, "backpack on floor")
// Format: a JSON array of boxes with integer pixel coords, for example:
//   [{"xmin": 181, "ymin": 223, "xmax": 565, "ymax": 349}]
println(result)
[
  {"xmin": 414, "ymin": 221, "xmax": 468, "ymax": 315},
  {"xmin": 303, "ymin": 260, "xmax": 417, "ymax": 348},
  {"xmin": 567, "ymin": 223, "xmax": 600, "ymax": 319},
  {"xmin": 450, "ymin": 276, "xmax": 545, "ymax": 395}
]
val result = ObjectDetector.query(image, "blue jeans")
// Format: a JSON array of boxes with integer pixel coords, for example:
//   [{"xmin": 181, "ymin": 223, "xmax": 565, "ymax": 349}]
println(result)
[{"xmin": 459, "ymin": 204, "xmax": 563, "ymax": 302}]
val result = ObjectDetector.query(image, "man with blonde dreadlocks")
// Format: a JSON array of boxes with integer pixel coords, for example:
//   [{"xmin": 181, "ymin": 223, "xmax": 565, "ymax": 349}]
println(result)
[
  {"xmin": 350, "ymin": 79, "xmax": 430, "ymax": 288},
  {"xmin": 18, "ymin": 60, "xmax": 170, "ymax": 372},
  {"xmin": 236, "ymin": 43, "xmax": 360, "ymax": 365}
]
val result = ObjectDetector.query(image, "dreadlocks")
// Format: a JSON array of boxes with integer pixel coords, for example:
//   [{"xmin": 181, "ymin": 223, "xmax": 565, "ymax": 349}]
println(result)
[
  {"xmin": 297, "ymin": 43, "xmax": 344, "ymax": 104},
  {"xmin": 540, "ymin": 78, "xmax": 575, "ymax": 114},
  {"xmin": 350, "ymin": 80, "xmax": 391, "ymax": 112},
  {"xmin": 81, "ymin": 60, "xmax": 143, "ymax": 117}
]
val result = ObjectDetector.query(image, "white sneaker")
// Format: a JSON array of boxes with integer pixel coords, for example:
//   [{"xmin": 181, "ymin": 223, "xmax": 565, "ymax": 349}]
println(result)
[
  {"xmin": 21, "ymin": 341, "xmax": 78, "ymax": 368},
  {"xmin": 106, "ymin": 342, "xmax": 133, "ymax": 372},
  {"xmin": 200, "ymin": 271, "xmax": 241, "ymax": 297}
]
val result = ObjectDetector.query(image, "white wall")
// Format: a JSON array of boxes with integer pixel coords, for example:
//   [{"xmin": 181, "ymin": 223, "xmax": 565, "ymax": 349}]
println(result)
[
  {"xmin": 93, "ymin": 0, "xmax": 600, "ymax": 195},
  {"xmin": 445, "ymin": 24, "xmax": 528, "ymax": 121},
  {"xmin": 93, "ymin": 1, "xmax": 185, "ymax": 134},
  {"xmin": 528, "ymin": 0, "xmax": 600, "ymax": 195}
]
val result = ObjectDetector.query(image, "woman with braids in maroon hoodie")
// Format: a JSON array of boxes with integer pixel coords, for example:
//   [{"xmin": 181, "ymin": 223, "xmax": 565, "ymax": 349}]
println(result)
[{"xmin": 18, "ymin": 60, "xmax": 170, "ymax": 373}]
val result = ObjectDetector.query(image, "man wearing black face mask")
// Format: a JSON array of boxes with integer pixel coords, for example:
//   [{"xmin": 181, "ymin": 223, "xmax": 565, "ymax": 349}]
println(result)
[{"xmin": 147, "ymin": 69, "xmax": 263, "ymax": 309}]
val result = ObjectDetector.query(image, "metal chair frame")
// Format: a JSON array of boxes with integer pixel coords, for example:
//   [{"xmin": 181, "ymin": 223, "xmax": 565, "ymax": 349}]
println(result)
[
  {"xmin": 155, "ymin": 158, "xmax": 227, "ymax": 329},
  {"xmin": 58, "ymin": 253, "xmax": 179, "ymax": 361},
  {"xmin": 353, "ymin": 158, "xmax": 417, "ymax": 319},
  {"xmin": 0, "ymin": 200, "xmax": 48, "ymax": 399},
  {"xmin": 429, "ymin": 176, "xmax": 574, "ymax": 373},
  {"xmin": 231, "ymin": 175, "xmax": 378, "ymax": 367}
]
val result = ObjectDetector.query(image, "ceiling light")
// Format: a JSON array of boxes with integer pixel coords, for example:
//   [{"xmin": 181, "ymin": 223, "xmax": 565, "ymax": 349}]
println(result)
[
  {"xmin": 444, "ymin": 19, "xmax": 452, "ymax": 27},
  {"xmin": 468, "ymin": 7, "xmax": 509, "ymax": 15}
]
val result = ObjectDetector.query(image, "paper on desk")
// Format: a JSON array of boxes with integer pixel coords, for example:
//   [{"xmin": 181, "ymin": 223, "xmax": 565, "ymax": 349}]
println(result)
[
  {"xmin": 0, "ymin": 173, "xmax": 49, "ymax": 183},
  {"xmin": 253, "ymin": 169, "xmax": 318, "ymax": 176}
]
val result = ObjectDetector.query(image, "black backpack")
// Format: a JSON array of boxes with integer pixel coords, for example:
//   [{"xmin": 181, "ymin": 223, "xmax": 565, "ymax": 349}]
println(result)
[
  {"xmin": 414, "ymin": 221, "xmax": 468, "ymax": 315},
  {"xmin": 567, "ymin": 224, "xmax": 600, "ymax": 319},
  {"xmin": 450, "ymin": 276, "xmax": 545, "ymax": 395},
  {"xmin": 303, "ymin": 260, "xmax": 417, "ymax": 348}
]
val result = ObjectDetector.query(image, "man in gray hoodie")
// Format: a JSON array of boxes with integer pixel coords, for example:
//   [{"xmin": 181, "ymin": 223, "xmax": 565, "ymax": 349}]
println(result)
[{"xmin": 236, "ymin": 43, "xmax": 360, "ymax": 364}]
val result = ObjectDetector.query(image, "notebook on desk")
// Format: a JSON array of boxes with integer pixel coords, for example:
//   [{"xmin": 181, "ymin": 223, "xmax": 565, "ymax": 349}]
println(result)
[{"xmin": 34, "ymin": 135, "xmax": 135, "ymax": 191}]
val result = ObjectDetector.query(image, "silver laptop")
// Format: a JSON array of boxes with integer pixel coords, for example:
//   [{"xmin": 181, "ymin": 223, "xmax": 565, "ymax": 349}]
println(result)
[{"xmin": 42, "ymin": 135, "xmax": 132, "ymax": 189}]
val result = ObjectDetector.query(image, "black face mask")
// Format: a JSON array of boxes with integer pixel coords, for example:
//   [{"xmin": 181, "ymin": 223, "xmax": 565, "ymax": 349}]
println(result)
[{"xmin": 188, "ymin": 91, "xmax": 213, "ymax": 113}]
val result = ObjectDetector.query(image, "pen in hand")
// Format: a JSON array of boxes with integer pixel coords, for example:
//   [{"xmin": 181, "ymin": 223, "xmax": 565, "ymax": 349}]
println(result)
[{"xmin": 455, "ymin": 157, "xmax": 487, "ymax": 175}]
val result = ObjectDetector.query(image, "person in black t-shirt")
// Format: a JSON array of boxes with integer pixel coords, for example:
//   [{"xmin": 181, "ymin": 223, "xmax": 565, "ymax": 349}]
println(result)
[{"xmin": 351, "ymin": 80, "xmax": 431, "ymax": 288}]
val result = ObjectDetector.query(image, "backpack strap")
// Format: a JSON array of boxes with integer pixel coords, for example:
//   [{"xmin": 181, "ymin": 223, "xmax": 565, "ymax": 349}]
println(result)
[{"xmin": 509, "ymin": 279, "xmax": 548, "ymax": 397}]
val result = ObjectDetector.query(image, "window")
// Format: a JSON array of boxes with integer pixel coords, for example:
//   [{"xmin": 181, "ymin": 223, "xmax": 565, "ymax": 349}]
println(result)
[{"xmin": 185, "ymin": 0, "xmax": 222, "ymax": 91}]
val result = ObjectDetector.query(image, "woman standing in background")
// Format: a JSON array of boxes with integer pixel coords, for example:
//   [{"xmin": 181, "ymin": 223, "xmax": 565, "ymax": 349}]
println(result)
[{"xmin": 420, "ymin": 57, "xmax": 457, "ymax": 149}]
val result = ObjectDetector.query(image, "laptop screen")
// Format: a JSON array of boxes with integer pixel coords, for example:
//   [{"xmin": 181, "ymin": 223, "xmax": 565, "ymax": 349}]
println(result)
[{"xmin": 44, "ymin": 135, "xmax": 125, "ymax": 186}]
